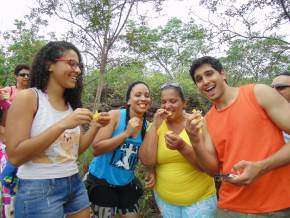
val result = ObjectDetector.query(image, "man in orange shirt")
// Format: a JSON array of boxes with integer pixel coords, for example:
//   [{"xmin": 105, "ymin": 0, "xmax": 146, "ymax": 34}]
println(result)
[{"xmin": 186, "ymin": 56, "xmax": 290, "ymax": 217}]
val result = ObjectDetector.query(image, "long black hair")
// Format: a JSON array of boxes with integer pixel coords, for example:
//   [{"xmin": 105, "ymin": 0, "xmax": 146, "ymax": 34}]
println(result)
[
  {"xmin": 30, "ymin": 41, "xmax": 84, "ymax": 109},
  {"xmin": 125, "ymin": 81, "xmax": 150, "ymax": 140}
]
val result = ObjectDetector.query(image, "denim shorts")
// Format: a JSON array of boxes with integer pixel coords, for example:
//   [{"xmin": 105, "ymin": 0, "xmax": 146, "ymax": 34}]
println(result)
[
  {"xmin": 154, "ymin": 191, "xmax": 217, "ymax": 218},
  {"xmin": 14, "ymin": 173, "xmax": 90, "ymax": 218}
]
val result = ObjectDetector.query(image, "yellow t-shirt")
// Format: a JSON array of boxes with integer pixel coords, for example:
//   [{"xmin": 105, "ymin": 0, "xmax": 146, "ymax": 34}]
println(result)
[{"xmin": 155, "ymin": 121, "xmax": 216, "ymax": 205}]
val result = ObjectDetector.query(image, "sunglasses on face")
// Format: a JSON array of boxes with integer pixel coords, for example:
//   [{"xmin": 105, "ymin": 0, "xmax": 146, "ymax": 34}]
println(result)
[
  {"xmin": 271, "ymin": 84, "xmax": 290, "ymax": 91},
  {"xmin": 55, "ymin": 58, "xmax": 83, "ymax": 70},
  {"xmin": 18, "ymin": 73, "xmax": 30, "ymax": 78}
]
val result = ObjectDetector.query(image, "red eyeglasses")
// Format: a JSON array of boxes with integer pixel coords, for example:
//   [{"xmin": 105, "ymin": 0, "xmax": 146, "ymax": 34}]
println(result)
[{"xmin": 55, "ymin": 58, "xmax": 83, "ymax": 70}]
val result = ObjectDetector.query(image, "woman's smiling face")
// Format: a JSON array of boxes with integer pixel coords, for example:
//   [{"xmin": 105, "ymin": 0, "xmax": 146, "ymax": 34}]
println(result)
[
  {"xmin": 127, "ymin": 83, "xmax": 151, "ymax": 114},
  {"xmin": 160, "ymin": 88, "xmax": 185, "ymax": 120}
]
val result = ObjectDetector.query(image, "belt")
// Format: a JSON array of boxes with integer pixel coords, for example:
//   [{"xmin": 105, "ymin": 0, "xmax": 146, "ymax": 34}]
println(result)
[{"xmin": 87, "ymin": 173, "xmax": 115, "ymax": 187}]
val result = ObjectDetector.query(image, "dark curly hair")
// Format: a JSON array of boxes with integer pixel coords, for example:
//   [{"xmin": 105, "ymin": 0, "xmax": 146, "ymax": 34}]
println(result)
[
  {"xmin": 189, "ymin": 56, "xmax": 224, "ymax": 83},
  {"xmin": 30, "ymin": 41, "xmax": 84, "ymax": 109}
]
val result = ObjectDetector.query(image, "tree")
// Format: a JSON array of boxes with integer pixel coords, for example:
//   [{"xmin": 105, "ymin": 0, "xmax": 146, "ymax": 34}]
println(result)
[
  {"xmin": 123, "ymin": 17, "xmax": 210, "ymax": 79},
  {"xmin": 0, "ymin": 19, "xmax": 45, "ymax": 85},
  {"xmin": 0, "ymin": 47, "xmax": 8, "ymax": 86},
  {"xmin": 199, "ymin": 0, "xmax": 290, "ymax": 48},
  {"xmin": 222, "ymin": 38, "xmax": 290, "ymax": 84},
  {"xmin": 30, "ymin": 0, "xmax": 164, "ymax": 110},
  {"xmin": 195, "ymin": 0, "xmax": 290, "ymax": 82}
]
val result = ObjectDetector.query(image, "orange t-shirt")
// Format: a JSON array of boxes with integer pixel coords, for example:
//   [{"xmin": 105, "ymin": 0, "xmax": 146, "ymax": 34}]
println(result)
[{"xmin": 206, "ymin": 84, "xmax": 290, "ymax": 213}]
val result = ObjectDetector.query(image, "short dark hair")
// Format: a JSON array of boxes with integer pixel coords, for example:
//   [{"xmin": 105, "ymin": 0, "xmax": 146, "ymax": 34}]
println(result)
[
  {"xmin": 189, "ymin": 56, "xmax": 224, "ymax": 82},
  {"xmin": 14, "ymin": 64, "xmax": 31, "ymax": 76},
  {"xmin": 276, "ymin": 71, "xmax": 290, "ymax": 77}
]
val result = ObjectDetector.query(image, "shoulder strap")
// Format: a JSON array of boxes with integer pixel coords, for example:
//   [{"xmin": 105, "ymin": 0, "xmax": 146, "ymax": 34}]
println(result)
[{"xmin": 31, "ymin": 88, "xmax": 39, "ymax": 117}]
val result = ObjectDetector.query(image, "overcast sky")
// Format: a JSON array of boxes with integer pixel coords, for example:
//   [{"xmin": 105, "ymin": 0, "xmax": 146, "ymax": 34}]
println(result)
[
  {"xmin": 0, "ymin": 0, "xmax": 203, "ymax": 35},
  {"xmin": 0, "ymin": 0, "xmax": 34, "ymax": 31},
  {"xmin": 0, "ymin": 0, "xmax": 288, "ymax": 53}
]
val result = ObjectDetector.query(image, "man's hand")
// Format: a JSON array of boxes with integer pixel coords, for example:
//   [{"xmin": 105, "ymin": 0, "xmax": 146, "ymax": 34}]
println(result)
[
  {"xmin": 184, "ymin": 111, "xmax": 203, "ymax": 145},
  {"xmin": 224, "ymin": 160, "xmax": 266, "ymax": 185}
]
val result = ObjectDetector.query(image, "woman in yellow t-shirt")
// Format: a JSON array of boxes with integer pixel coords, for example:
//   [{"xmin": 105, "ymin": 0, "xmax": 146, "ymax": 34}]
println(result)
[{"xmin": 139, "ymin": 82, "xmax": 217, "ymax": 218}]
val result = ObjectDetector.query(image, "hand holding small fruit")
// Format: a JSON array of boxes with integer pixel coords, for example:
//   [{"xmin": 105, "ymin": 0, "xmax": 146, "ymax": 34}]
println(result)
[
  {"xmin": 61, "ymin": 108, "xmax": 93, "ymax": 129},
  {"xmin": 92, "ymin": 111, "xmax": 111, "ymax": 128},
  {"xmin": 164, "ymin": 131, "xmax": 186, "ymax": 151},
  {"xmin": 125, "ymin": 117, "xmax": 142, "ymax": 138},
  {"xmin": 152, "ymin": 108, "xmax": 172, "ymax": 128},
  {"xmin": 185, "ymin": 109, "xmax": 204, "ymax": 144}
]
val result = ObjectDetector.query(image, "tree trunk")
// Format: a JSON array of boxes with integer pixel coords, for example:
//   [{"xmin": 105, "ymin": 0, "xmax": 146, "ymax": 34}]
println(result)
[{"xmin": 93, "ymin": 52, "xmax": 107, "ymax": 111}]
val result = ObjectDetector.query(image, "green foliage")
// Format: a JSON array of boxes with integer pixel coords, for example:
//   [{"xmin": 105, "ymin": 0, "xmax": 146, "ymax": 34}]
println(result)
[
  {"xmin": 30, "ymin": 0, "xmax": 165, "ymax": 107},
  {"xmin": 0, "ymin": 19, "xmax": 45, "ymax": 86},
  {"xmin": 135, "ymin": 163, "xmax": 161, "ymax": 218},
  {"xmin": 0, "ymin": 47, "xmax": 9, "ymax": 86},
  {"xmin": 222, "ymin": 37, "xmax": 290, "ymax": 85},
  {"xmin": 122, "ymin": 17, "xmax": 210, "ymax": 79},
  {"xmin": 83, "ymin": 69, "xmax": 99, "ymax": 109},
  {"xmin": 78, "ymin": 147, "xmax": 94, "ymax": 177},
  {"xmin": 6, "ymin": 32, "xmax": 44, "ymax": 67},
  {"xmin": 105, "ymin": 60, "xmax": 146, "ymax": 105}
]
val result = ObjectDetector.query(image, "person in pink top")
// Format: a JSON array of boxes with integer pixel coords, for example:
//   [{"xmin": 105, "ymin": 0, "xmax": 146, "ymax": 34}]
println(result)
[
  {"xmin": 0, "ymin": 64, "xmax": 31, "ymax": 217},
  {"xmin": 0, "ymin": 64, "xmax": 31, "ymax": 125}
]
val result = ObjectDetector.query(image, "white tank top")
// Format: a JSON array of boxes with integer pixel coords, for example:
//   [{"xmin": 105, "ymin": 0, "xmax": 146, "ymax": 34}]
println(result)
[{"xmin": 17, "ymin": 88, "xmax": 80, "ymax": 179}]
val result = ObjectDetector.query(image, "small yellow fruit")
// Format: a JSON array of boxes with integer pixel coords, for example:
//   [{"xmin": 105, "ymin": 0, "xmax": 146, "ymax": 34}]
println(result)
[
  {"xmin": 93, "ymin": 112, "xmax": 100, "ymax": 120},
  {"xmin": 191, "ymin": 109, "xmax": 203, "ymax": 134},
  {"xmin": 166, "ymin": 111, "xmax": 172, "ymax": 116}
]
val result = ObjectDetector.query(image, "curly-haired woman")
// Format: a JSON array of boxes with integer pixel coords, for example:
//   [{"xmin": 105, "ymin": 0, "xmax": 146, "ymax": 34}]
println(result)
[{"xmin": 5, "ymin": 41, "xmax": 110, "ymax": 218}]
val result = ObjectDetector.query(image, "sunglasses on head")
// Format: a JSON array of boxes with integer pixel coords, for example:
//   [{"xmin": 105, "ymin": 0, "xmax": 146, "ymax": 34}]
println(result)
[
  {"xmin": 18, "ymin": 73, "xmax": 30, "ymax": 78},
  {"xmin": 271, "ymin": 84, "xmax": 290, "ymax": 90},
  {"xmin": 160, "ymin": 82, "xmax": 181, "ymax": 90}
]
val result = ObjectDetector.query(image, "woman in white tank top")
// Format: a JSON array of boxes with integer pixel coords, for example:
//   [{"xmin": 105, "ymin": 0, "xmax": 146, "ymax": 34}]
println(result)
[{"xmin": 5, "ymin": 41, "xmax": 110, "ymax": 218}]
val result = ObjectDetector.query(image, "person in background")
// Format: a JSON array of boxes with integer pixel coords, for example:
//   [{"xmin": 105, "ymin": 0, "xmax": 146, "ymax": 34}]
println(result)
[
  {"xmin": 271, "ymin": 71, "xmax": 290, "ymax": 142},
  {"xmin": 187, "ymin": 56, "xmax": 290, "ymax": 218},
  {"xmin": 0, "ymin": 125, "xmax": 14, "ymax": 218},
  {"xmin": 5, "ymin": 41, "xmax": 110, "ymax": 218},
  {"xmin": 0, "ymin": 64, "xmax": 30, "ymax": 218},
  {"xmin": 0, "ymin": 64, "xmax": 31, "ymax": 126},
  {"xmin": 139, "ymin": 82, "xmax": 217, "ymax": 218},
  {"xmin": 86, "ymin": 81, "xmax": 151, "ymax": 218}
]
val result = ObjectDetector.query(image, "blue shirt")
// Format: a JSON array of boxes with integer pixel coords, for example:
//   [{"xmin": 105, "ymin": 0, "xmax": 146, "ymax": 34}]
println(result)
[
  {"xmin": 283, "ymin": 132, "xmax": 290, "ymax": 143},
  {"xmin": 89, "ymin": 109, "xmax": 145, "ymax": 186}
]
